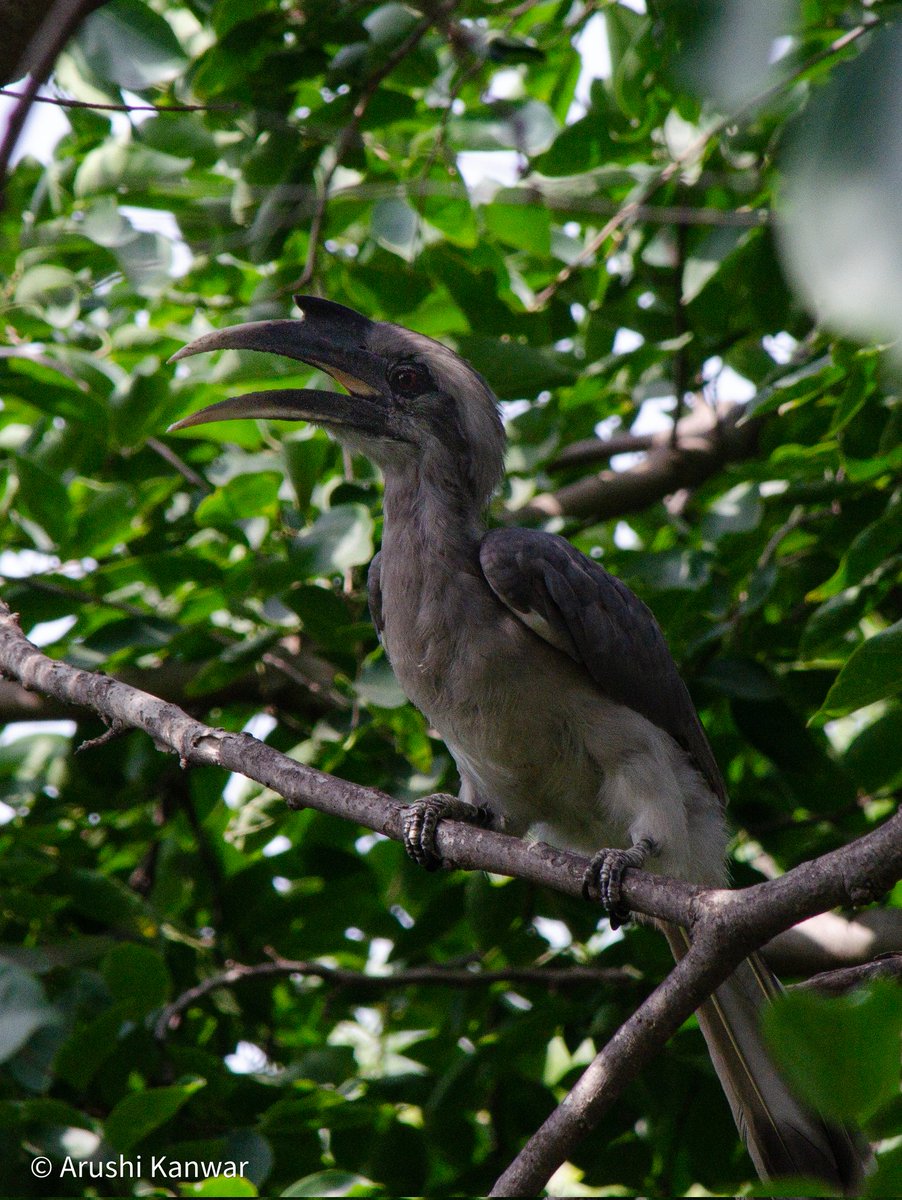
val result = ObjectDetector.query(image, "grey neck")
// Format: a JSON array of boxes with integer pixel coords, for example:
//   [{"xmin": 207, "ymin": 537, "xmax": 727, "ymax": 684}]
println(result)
[{"xmin": 381, "ymin": 464, "xmax": 486, "ymax": 571}]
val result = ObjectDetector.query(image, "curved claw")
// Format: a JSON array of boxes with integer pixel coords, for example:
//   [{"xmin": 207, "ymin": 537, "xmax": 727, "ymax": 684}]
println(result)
[
  {"xmin": 582, "ymin": 837, "xmax": 657, "ymax": 929},
  {"xmin": 402, "ymin": 795, "xmax": 493, "ymax": 870}
]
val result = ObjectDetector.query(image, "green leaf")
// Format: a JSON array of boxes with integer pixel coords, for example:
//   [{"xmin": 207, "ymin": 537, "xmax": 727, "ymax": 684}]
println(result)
[
  {"xmin": 809, "ymin": 493, "xmax": 902, "ymax": 600},
  {"xmin": 14, "ymin": 266, "xmax": 79, "ymax": 328},
  {"xmin": 14, "ymin": 456, "xmax": 70, "ymax": 545},
  {"xmin": 483, "ymin": 199, "xmax": 551, "ymax": 255},
  {"xmin": 745, "ymin": 357, "xmax": 842, "ymax": 418},
  {"xmin": 455, "ymin": 335, "xmax": 579, "ymax": 398},
  {"xmin": 195, "ymin": 472, "xmax": 282, "ymax": 529},
  {"xmin": 74, "ymin": 0, "xmax": 188, "ymax": 90},
  {"xmin": 81, "ymin": 615, "xmax": 180, "ymax": 658},
  {"xmin": 74, "ymin": 142, "xmax": 193, "ymax": 197},
  {"xmin": 371, "ymin": 198, "xmax": 418, "ymax": 259},
  {"xmin": 0, "ymin": 965, "xmax": 60, "ymax": 1063},
  {"xmin": 812, "ymin": 620, "xmax": 902, "ymax": 723},
  {"xmin": 185, "ymin": 629, "xmax": 282, "ymax": 696},
  {"xmin": 843, "ymin": 706, "xmax": 902, "ymax": 792},
  {"xmin": 682, "ymin": 227, "xmax": 748, "ymax": 304},
  {"xmin": 763, "ymin": 982, "xmax": 902, "ymax": 1123},
  {"xmin": 281, "ymin": 1171, "xmax": 379, "ymax": 1197},
  {"xmin": 293, "ymin": 505, "xmax": 374, "ymax": 575},
  {"xmin": 450, "ymin": 100, "xmax": 558, "ymax": 155},
  {"xmin": 364, "ymin": 3, "xmax": 418, "ymax": 48},
  {"xmin": 354, "ymin": 654, "xmax": 407, "ymax": 709},
  {"xmin": 54, "ymin": 1001, "xmax": 134, "ymax": 1090},
  {"xmin": 181, "ymin": 1178, "xmax": 257, "ymax": 1197},
  {"xmin": 213, "ymin": 0, "xmax": 276, "ymax": 39},
  {"xmin": 101, "ymin": 943, "xmax": 171, "ymax": 1017},
  {"xmin": 104, "ymin": 1078, "xmax": 206, "ymax": 1151}
]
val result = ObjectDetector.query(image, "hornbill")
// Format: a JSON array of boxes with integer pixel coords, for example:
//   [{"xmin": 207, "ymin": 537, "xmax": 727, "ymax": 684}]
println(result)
[{"xmin": 169, "ymin": 296, "xmax": 866, "ymax": 1191}]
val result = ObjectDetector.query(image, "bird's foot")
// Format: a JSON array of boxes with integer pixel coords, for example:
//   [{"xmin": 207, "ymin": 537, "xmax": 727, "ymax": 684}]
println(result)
[
  {"xmin": 402, "ymin": 794, "xmax": 493, "ymax": 871},
  {"xmin": 582, "ymin": 837, "xmax": 657, "ymax": 929}
]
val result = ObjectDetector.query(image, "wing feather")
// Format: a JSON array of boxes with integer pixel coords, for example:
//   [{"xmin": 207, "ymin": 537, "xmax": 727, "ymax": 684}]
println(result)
[{"xmin": 480, "ymin": 527, "xmax": 726, "ymax": 805}]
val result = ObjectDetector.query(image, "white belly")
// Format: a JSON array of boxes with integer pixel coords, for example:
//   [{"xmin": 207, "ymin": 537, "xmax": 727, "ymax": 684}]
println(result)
[{"xmin": 380, "ymin": 560, "xmax": 728, "ymax": 885}]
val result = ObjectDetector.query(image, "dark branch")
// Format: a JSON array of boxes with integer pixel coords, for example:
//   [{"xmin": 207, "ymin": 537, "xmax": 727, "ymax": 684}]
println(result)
[
  {"xmin": 0, "ymin": 87, "xmax": 239, "ymax": 113},
  {"xmin": 514, "ymin": 403, "xmax": 759, "ymax": 524},
  {"xmin": 0, "ymin": 0, "xmax": 104, "ymax": 206},
  {"xmin": 795, "ymin": 954, "xmax": 902, "ymax": 996},
  {"xmin": 155, "ymin": 957, "xmax": 641, "ymax": 1040},
  {"xmin": 490, "ymin": 815, "xmax": 902, "ymax": 1196}
]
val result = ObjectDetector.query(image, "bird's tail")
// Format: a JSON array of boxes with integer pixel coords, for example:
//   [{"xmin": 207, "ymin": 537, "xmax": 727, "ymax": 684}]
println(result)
[{"xmin": 663, "ymin": 925, "xmax": 867, "ymax": 1193}]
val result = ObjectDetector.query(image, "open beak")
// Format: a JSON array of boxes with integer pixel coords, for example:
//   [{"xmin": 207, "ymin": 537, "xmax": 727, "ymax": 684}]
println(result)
[{"xmin": 167, "ymin": 295, "xmax": 393, "ymax": 438}]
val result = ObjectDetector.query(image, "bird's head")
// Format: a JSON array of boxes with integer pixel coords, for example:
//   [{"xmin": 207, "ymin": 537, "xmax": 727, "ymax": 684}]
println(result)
[{"xmin": 169, "ymin": 296, "xmax": 505, "ymax": 507}]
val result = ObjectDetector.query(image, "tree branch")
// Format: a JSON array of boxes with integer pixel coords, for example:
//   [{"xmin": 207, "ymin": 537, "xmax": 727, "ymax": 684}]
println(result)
[
  {"xmin": 490, "ymin": 815, "xmax": 902, "ymax": 1196},
  {"xmin": 0, "ymin": 0, "xmax": 104, "ymax": 206},
  {"xmin": 1, "ymin": 595, "xmax": 899, "ymax": 1197},
  {"xmin": 155, "ymin": 957, "xmax": 641, "ymax": 1040},
  {"xmin": 293, "ymin": 0, "xmax": 456, "ymax": 291},
  {"xmin": 797, "ymin": 953, "xmax": 902, "ymax": 996},
  {"xmin": 514, "ymin": 403, "xmax": 759, "ymax": 523},
  {"xmin": 0, "ymin": 87, "xmax": 238, "ymax": 113}
]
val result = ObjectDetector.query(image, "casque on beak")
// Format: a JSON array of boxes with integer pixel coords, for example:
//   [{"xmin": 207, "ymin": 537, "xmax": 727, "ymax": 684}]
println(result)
[{"xmin": 167, "ymin": 295, "xmax": 395, "ymax": 438}]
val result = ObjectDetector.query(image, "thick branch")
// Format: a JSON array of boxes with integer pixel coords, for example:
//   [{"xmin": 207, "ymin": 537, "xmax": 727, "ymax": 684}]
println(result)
[
  {"xmin": 0, "ymin": 592, "xmax": 897, "ymax": 928},
  {"xmin": 547, "ymin": 430, "xmax": 658, "ymax": 471},
  {"xmin": 0, "ymin": 594, "xmax": 680, "ymax": 910},
  {"xmin": 515, "ymin": 404, "xmax": 759, "ymax": 523},
  {"xmin": 491, "ymin": 812, "xmax": 902, "ymax": 1195}
]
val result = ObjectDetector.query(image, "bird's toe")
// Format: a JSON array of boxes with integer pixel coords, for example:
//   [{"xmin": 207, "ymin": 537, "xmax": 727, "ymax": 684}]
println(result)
[
  {"xmin": 401, "ymin": 795, "xmax": 493, "ymax": 870},
  {"xmin": 582, "ymin": 838, "xmax": 656, "ymax": 929}
]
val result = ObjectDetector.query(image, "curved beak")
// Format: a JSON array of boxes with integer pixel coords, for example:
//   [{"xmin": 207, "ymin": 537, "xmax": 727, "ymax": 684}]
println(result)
[{"xmin": 167, "ymin": 296, "xmax": 395, "ymax": 437}]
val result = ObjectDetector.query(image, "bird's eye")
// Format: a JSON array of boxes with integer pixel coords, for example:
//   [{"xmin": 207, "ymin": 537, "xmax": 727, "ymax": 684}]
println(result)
[{"xmin": 389, "ymin": 362, "xmax": 431, "ymax": 398}]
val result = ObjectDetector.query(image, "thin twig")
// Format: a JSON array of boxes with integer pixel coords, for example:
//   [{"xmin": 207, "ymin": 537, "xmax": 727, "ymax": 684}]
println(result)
[
  {"xmin": 76, "ymin": 719, "xmax": 126, "ymax": 753},
  {"xmin": 155, "ymin": 958, "xmax": 641, "ymax": 1039},
  {"xmin": 146, "ymin": 436, "xmax": 211, "ymax": 491},
  {"xmin": 670, "ymin": 219, "xmax": 690, "ymax": 446},
  {"xmin": 0, "ymin": 88, "xmax": 239, "ymax": 114},
  {"xmin": 531, "ymin": 17, "xmax": 878, "ymax": 309},
  {"xmin": 292, "ymin": 0, "xmax": 457, "ymax": 291},
  {"xmin": 793, "ymin": 953, "xmax": 902, "ymax": 995}
]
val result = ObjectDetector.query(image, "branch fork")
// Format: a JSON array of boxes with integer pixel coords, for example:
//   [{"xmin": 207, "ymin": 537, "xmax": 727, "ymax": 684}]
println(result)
[{"xmin": 0, "ymin": 596, "xmax": 899, "ymax": 1195}]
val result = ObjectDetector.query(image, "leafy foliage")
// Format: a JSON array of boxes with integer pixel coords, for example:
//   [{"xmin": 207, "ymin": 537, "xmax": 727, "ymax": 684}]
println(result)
[{"xmin": 0, "ymin": 0, "xmax": 899, "ymax": 1195}]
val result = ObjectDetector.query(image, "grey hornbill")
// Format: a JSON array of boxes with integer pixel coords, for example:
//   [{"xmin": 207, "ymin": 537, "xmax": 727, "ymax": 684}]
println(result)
[{"xmin": 169, "ymin": 296, "xmax": 865, "ymax": 1191}]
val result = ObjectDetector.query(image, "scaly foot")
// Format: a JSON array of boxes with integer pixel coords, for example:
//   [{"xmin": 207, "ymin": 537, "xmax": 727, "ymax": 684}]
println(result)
[
  {"xmin": 582, "ymin": 837, "xmax": 657, "ymax": 929},
  {"xmin": 402, "ymin": 794, "xmax": 493, "ymax": 870}
]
